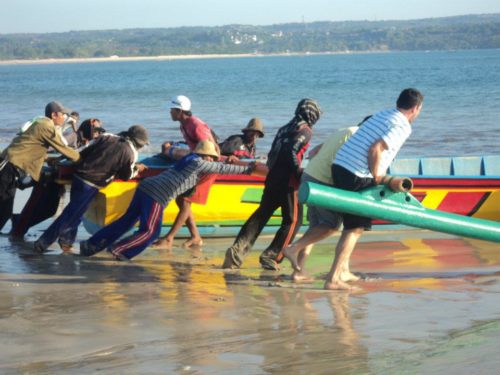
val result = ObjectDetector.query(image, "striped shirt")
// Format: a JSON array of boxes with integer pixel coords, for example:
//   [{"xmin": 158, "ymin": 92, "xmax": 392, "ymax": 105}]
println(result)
[
  {"xmin": 138, "ymin": 154, "xmax": 252, "ymax": 206},
  {"xmin": 333, "ymin": 109, "xmax": 412, "ymax": 178}
]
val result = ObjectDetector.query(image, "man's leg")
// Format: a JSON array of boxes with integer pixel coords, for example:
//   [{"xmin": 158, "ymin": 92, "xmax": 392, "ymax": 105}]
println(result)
[
  {"xmin": 181, "ymin": 200, "xmax": 203, "ymax": 248},
  {"xmin": 36, "ymin": 178, "xmax": 97, "ymax": 252},
  {"xmin": 283, "ymin": 224, "xmax": 337, "ymax": 271},
  {"xmin": 324, "ymin": 228, "xmax": 364, "ymax": 291},
  {"xmin": 223, "ymin": 187, "xmax": 278, "ymax": 269},
  {"xmin": 260, "ymin": 187, "xmax": 302, "ymax": 270},
  {"xmin": 110, "ymin": 198, "xmax": 164, "ymax": 260},
  {"xmin": 80, "ymin": 191, "xmax": 143, "ymax": 256}
]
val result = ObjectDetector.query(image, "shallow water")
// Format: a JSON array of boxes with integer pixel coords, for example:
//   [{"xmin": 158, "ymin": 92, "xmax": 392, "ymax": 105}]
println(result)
[{"xmin": 0, "ymin": 226, "xmax": 499, "ymax": 374}]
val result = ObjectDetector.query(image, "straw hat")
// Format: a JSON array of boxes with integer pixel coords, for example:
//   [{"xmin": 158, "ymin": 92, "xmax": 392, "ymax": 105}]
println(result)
[
  {"xmin": 241, "ymin": 118, "xmax": 264, "ymax": 137},
  {"xmin": 194, "ymin": 140, "xmax": 219, "ymax": 160}
]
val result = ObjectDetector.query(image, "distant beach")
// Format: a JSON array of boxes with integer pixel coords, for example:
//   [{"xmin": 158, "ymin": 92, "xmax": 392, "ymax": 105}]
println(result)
[{"xmin": 0, "ymin": 51, "xmax": 371, "ymax": 65}]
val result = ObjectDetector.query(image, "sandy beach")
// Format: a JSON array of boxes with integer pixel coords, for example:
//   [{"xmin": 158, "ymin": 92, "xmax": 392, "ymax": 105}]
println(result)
[
  {"xmin": 1, "ymin": 214, "xmax": 499, "ymax": 374},
  {"xmin": 0, "ymin": 51, "xmax": 368, "ymax": 66}
]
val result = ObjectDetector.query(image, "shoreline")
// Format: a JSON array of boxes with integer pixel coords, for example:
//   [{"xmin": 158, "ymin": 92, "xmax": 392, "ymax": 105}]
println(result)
[{"xmin": 0, "ymin": 50, "xmax": 383, "ymax": 66}]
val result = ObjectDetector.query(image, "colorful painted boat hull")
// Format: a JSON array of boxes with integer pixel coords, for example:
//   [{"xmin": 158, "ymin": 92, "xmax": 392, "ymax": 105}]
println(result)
[{"xmin": 66, "ymin": 154, "xmax": 500, "ymax": 237}]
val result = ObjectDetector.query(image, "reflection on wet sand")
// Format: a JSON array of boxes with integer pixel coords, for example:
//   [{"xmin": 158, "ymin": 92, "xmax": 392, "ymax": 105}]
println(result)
[{"xmin": 0, "ymin": 230, "xmax": 499, "ymax": 373}]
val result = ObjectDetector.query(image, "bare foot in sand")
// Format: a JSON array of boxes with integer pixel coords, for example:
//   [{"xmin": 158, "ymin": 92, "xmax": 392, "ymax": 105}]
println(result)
[
  {"xmin": 283, "ymin": 246, "xmax": 301, "ymax": 272},
  {"xmin": 150, "ymin": 237, "xmax": 173, "ymax": 250},
  {"xmin": 182, "ymin": 237, "xmax": 203, "ymax": 248},
  {"xmin": 340, "ymin": 271, "xmax": 360, "ymax": 282},
  {"xmin": 324, "ymin": 280, "xmax": 360, "ymax": 291},
  {"xmin": 292, "ymin": 270, "xmax": 314, "ymax": 282}
]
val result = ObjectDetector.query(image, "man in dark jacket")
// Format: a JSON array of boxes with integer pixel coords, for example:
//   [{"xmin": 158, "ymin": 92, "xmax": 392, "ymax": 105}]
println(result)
[
  {"xmin": 223, "ymin": 99, "xmax": 321, "ymax": 270},
  {"xmin": 34, "ymin": 125, "xmax": 149, "ymax": 253}
]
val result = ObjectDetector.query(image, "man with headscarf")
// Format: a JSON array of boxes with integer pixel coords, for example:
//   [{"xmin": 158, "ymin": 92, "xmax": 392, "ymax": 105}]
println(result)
[
  {"xmin": 34, "ymin": 125, "xmax": 149, "ymax": 253},
  {"xmin": 223, "ymin": 98, "xmax": 322, "ymax": 270}
]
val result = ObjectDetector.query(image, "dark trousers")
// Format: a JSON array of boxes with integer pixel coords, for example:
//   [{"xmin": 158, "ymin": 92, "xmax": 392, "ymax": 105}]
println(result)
[
  {"xmin": 85, "ymin": 189, "xmax": 164, "ymax": 259},
  {"xmin": 10, "ymin": 178, "xmax": 64, "ymax": 237},
  {"xmin": 37, "ymin": 177, "xmax": 98, "ymax": 248},
  {"xmin": 225, "ymin": 184, "xmax": 303, "ymax": 268},
  {"xmin": 0, "ymin": 160, "xmax": 18, "ymax": 232}
]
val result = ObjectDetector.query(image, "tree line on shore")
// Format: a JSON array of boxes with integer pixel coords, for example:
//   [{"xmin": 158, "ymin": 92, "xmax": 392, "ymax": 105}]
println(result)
[{"xmin": 0, "ymin": 14, "xmax": 499, "ymax": 60}]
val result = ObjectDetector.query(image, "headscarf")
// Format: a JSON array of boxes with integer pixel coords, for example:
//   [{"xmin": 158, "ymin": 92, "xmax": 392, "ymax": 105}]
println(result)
[{"xmin": 294, "ymin": 98, "xmax": 321, "ymax": 127}]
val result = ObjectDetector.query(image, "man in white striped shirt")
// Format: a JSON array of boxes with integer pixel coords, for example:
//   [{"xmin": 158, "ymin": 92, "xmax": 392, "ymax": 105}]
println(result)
[{"xmin": 326, "ymin": 88, "xmax": 424, "ymax": 291}]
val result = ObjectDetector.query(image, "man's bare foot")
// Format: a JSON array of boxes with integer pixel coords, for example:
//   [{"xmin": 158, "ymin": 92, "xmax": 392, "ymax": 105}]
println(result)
[
  {"xmin": 283, "ymin": 246, "xmax": 301, "ymax": 272},
  {"xmin": 324, "ymin": 280, "xmax": 360, "ymax": 291},
  {"xmin": 150, "ymin": 237, "xmax": 173, "ymax": 249},
  {"xmin": 292, "ymin": 270, "xmax": 314, "ymax": 282},
  {"xmin": 340, "ymin": 271, "xmax": 360, "ymax": 282},
  {"xmin": 182, "ymin": 238, "xmax": 203, "ymax": 248}
]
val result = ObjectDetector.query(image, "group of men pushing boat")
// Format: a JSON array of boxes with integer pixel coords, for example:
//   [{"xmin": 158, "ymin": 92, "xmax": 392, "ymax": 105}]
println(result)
[{"xmin": 0, "ymin": 88, "xmax": 423, "ymax": 290}]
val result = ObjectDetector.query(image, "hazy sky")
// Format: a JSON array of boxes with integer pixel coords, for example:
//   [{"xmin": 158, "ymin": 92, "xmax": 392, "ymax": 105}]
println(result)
[{"xmin": 1, "ymin": 0, "xmax": 499, "ymax": 34}]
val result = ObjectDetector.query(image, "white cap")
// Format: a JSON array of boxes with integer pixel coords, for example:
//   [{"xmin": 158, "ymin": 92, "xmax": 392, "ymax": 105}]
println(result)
[{"xmin": 170, "ymin": 95, "xmax": 191, "ymax": 111}]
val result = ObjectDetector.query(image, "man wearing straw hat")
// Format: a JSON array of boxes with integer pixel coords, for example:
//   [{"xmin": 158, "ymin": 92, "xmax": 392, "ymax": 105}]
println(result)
[
  {"xmin": 80, "ymin": 140, "xmax": 258, "ymax": 260},
  {"xmin": 220, "ymin": 118, "xmax": 265, "ymax": 159}
]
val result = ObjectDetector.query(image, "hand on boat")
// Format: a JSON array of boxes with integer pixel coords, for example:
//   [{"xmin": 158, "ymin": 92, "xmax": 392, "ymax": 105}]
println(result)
[{"xmin": 135, "ymin": 163, "xmax": 148, "ymax": 173}]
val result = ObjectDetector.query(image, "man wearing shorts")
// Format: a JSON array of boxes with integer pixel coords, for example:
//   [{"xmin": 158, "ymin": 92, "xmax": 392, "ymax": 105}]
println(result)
[
  {"xmin": 283, "ymin": 124, "xmax": 361, "ymax": 281},
  {"xmin": 326, "ymin": 88, "xmax": 424, "ymax": 291}
]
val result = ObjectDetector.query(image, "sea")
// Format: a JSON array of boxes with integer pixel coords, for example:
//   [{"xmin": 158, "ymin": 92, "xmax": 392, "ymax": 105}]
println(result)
[
  {"xmin": 1, "ymin": 49, "xmax": 500, "ymax": 158},
  {"xmin": 1, "ymin": 50, "xmax": 500, "ymax": 374}
]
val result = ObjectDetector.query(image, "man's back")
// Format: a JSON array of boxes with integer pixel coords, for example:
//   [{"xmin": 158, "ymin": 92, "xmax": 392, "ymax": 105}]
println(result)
[{"xmin": 305, "ymin": 126, "xmax": 358, "ymax": 185}]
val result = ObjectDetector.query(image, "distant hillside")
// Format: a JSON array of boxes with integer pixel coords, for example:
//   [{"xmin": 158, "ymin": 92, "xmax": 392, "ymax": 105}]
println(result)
[{"xmin": 1, "ymin": 14, "xmax": 499, "ymax": 60}]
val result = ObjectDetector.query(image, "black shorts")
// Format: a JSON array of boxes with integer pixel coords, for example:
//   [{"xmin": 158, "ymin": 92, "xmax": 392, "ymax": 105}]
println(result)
[{"xmin": 331, "ymin": 164, "xmax": 375, "ymax": 230}]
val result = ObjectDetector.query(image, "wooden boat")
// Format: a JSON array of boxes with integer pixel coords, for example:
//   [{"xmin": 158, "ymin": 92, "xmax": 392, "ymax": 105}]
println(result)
[{"xmin": 57, "ymin": 154, "xmax": 500, "ymax": 237}]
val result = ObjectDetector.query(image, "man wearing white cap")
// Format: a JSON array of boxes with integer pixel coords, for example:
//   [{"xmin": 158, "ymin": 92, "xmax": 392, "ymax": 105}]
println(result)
[{"xmin": 153, "ymin": 95, "xmax": 219, "ymax": 249}]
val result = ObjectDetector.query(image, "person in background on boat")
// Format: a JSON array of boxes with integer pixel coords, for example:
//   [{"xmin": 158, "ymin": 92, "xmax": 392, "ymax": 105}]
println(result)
[
  {"xmin": 79, "ymin": 140, "xmax": 258, "ymax": 260},
  {"xmin": 9, "ymin": 118, "xmax": 106, "ymax": 240},
  {"xmin": 61, "ymin": 111, "xmax": 81, "ymax": 148},
  {"xmin": 219, "ymin": 118, "xmax": 265, "ymax": 160},
  {"xmin": 223, "ymin": 98, "xmax": 322, "ymax": 270},
  {"xmin": 34, "ymin": 125, "xmax": 149, "ymax": 253},
  {"xmin": 153, "ymin": 95, "xmax": 220, "ymax": 250},
  {"xmin": 282, "ymin": 116, "xmax": 371, "ymax": 281},
  {"xmin": 76, "ymin": 118, "xmax": 105, "ymax": 148},
  {"xmin": 326, "ymin": 88, "xmax": 424, "ymax": 291},
  {"xmin": 0, "ymin": 101, "xmax": 80, "ymax": 233}
]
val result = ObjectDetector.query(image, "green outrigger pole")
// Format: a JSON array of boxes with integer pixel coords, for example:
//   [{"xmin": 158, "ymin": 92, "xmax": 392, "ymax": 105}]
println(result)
[{"xmin": 299, "ymin": 181, "xmax": 500, "ymax": 243}]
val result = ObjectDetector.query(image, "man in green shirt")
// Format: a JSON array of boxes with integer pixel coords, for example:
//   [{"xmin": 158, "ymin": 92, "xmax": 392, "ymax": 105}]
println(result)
[{"xmin": 0, "ymin": 101, "xmax": 80, "ymax": 231}]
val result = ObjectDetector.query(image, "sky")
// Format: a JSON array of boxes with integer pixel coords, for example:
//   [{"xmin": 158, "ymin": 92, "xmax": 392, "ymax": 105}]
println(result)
[{"xmin": 1, "ymin": 0, "xmax": 499, "ymax": 34}]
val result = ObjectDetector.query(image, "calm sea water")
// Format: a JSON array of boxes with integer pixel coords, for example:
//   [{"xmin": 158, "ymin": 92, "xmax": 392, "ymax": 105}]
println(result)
[{"xmin": 1, "ymin": 49, "xmax": 500, "ymax": 157}]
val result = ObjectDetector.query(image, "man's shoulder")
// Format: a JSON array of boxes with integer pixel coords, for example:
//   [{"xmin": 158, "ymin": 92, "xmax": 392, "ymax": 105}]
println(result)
[
  {"xmin": 187, "ymin": 115, "xmax": 208, "ymax": 127},
  {"xmin": 33, "ymin": 117, "xmax": 54, "ymax": 130}
]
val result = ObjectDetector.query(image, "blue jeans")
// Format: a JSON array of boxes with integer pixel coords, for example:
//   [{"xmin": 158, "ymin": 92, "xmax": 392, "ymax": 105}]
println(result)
[
  {"xmin": 85, "ymin": 189, "xmax": 164, "ymax": 259},
  {"xmin": 38, "ymin": 176, "xmax": 98, "ymax": 248}
]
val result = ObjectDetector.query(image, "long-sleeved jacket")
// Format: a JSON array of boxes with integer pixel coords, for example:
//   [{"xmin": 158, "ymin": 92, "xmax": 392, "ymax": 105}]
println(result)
[
  {"xmin": 219, "ymin": 134, "xmax": 256, "ymax": 159},
  {"xmin": 265, "ymin": 121, "xmax": 312, "ymax": 189},
  {"xmin": 75, "ymin": 134, "xmax": 138, "ymax": 188},
  {"xmin": 138, "ymin": 154, "xmax": 252, "ymax": 206},
  {"xmin": 2, "ymin": 117, "xmax": 80, "ymax": 181}
]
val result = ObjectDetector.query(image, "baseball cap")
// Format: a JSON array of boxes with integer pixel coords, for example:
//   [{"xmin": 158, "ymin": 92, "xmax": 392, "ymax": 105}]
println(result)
[
  {"xmin": 45, "ymin": 101, "xmax": 72, "ymax": 118},
  {"xmin": 128, "ymin": 125, "xmax": 149, "ymax": 147},
  {"xmin": 169, "ymin": 95, "xmax": 192, "ymax": 111}
]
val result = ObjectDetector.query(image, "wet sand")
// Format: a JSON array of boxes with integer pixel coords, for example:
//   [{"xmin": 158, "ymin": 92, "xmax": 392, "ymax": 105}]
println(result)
[{"xmin": 1, "ymin": 223, "xmax": 500, "ymax": 374}]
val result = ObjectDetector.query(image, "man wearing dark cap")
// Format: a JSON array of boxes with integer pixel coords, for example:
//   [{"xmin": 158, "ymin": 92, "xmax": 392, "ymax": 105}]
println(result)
[
  {"xmin": 34, "ymin": 125, "xmax": 149, "ymax": 252},
  {"xmin": 223, "ymin": 98, "xmax": 322, "ymax": 270},
  {"xmin": 220, "ymin": 118, "xmax": 265, "ymax": 159},
  {"xmin": 0, "ymin": 101, "xmax": 80, "ymax": 232}
]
